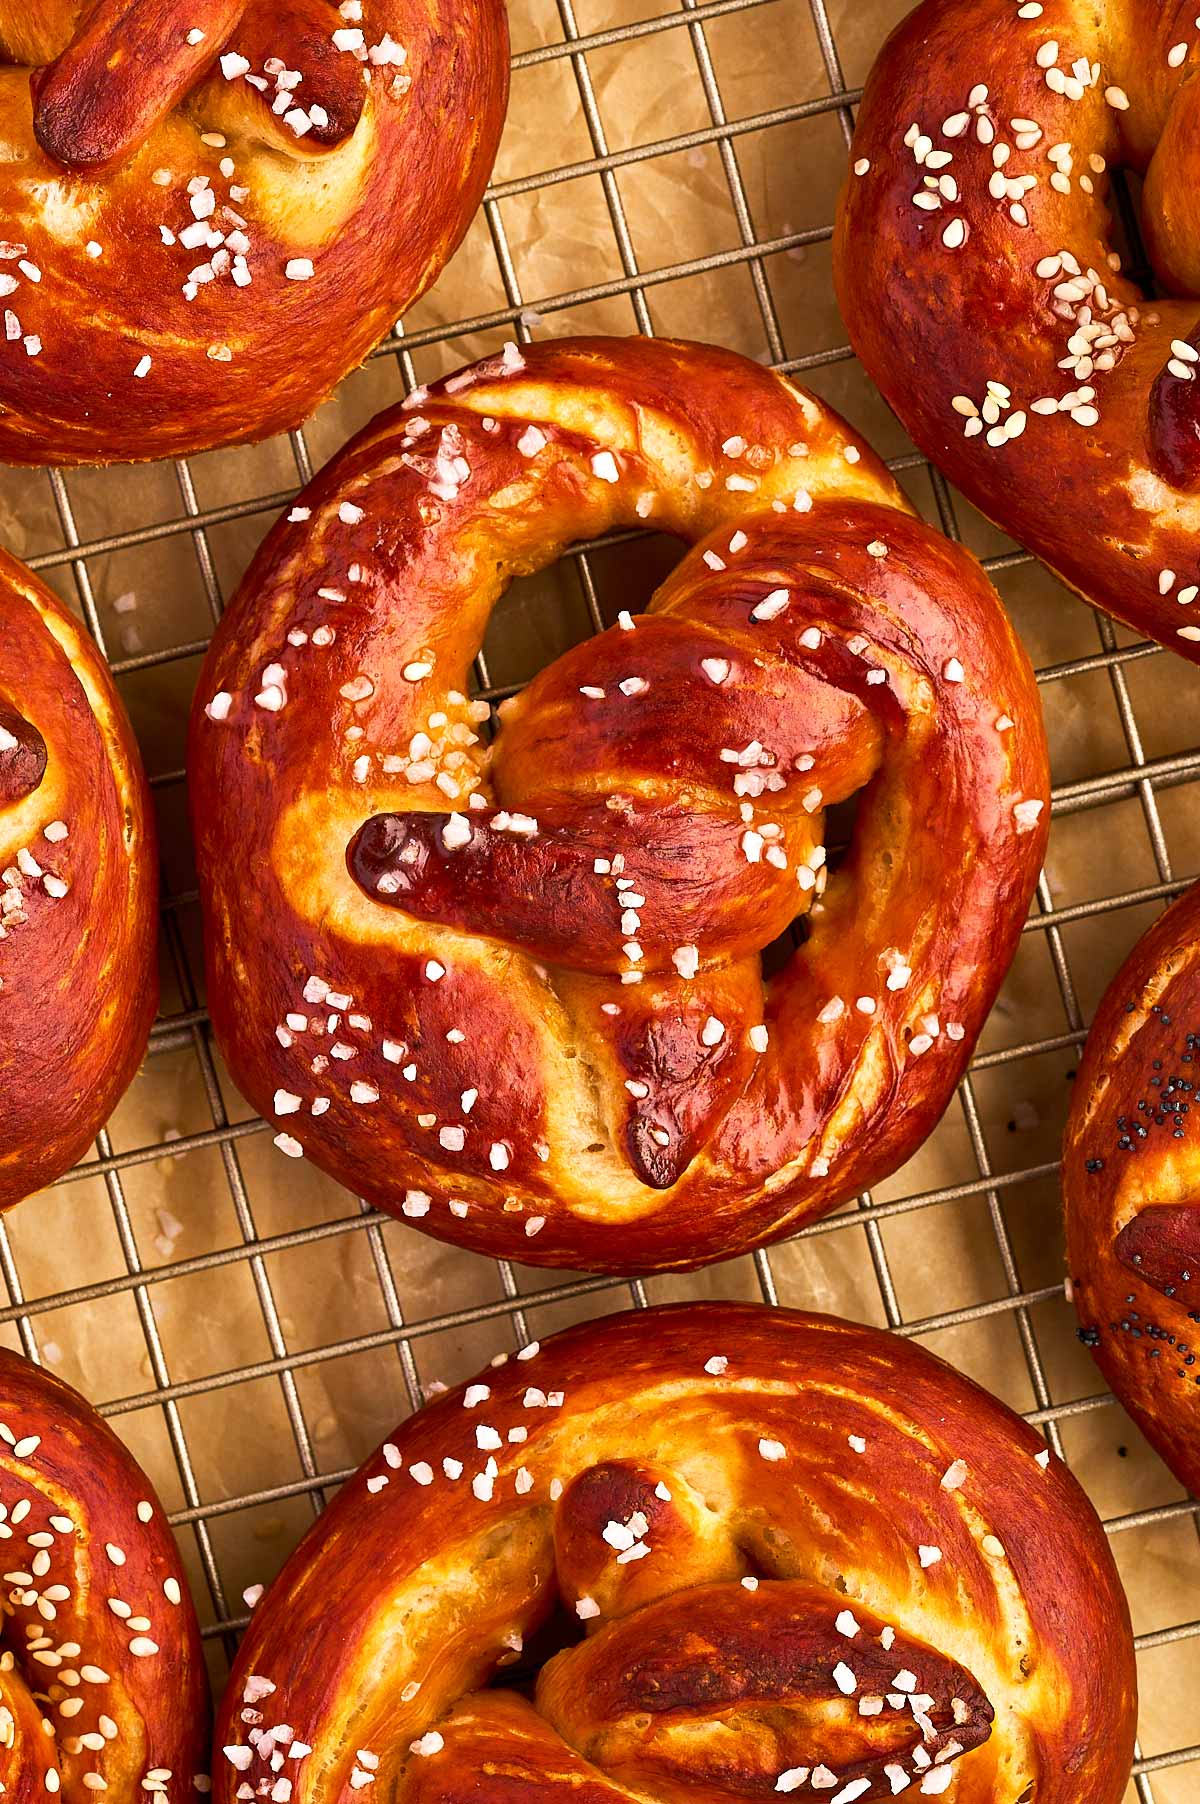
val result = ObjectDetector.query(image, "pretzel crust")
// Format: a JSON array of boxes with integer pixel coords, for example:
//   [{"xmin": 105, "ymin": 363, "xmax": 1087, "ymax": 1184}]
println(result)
[
  {"xmin": 1064, "ymin": 881, "xmax": 1200, "ymax": 1494},
  {"xmin": 189, "ymin": 335, "xmax": 1049, "ymax": 1272},
  {"xmin": 0, "ymin": 549, "xmax": 157, "ymax": 1209},
  {"xmin": 212, "ymin": 1302, "xmax": 1136, "ymax": 1804},
  {"xmin": 836, "ymin": 0, "xmax": 1200, "ymax": 662},
  {"xmin": 0, "ymin": 1346, "xmax": 208, "ymax": 1804},
  {"xmin": 0, "ymin": 0, "xmax": 508, "ymax": 464}
]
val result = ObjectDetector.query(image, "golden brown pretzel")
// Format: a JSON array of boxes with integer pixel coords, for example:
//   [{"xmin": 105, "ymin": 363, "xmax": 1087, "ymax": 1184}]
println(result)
[
  {"xmin": 0, "ymin": 1346, "xmax": 208, "ymax": 1804},
  {"xmin": 1064, "ymin": 881, "xmax": 1200, "ymax": 1495},
  {"xmin": 212, "ymin": 1302, "xmax": 1137, "ymax": 1803},
  {"xmin": 836, "ymin": 0, "xmax": 1200, "ymax": 663},
  {"xmin": 0, "ymin": 549, "xmax": 157, "ymax": 1209},
  {"xmin": 0, "ymin": 0, "xmax": 507, "ymax": 464},
  {"xmin": 188, "ymin": 335, "xmax": 1050, "ymax": 1273}
]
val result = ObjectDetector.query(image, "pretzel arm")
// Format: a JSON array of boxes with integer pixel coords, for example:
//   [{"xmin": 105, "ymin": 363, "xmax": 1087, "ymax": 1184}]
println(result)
[
  {"xmin": 196, "ymin": 0, "xmax": 368, "ymax": 156},
  {"xmin": 31, "ymin": 0, "xmax": 246, "ymax": 170},
  {"xmin": 348, "ymin": 803, "xmax": 806, "ymax": 975}
]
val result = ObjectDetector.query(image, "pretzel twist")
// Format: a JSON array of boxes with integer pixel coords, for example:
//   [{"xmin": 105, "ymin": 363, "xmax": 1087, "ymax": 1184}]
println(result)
[
  {"xmin": 836, "ymin": 0, "xmax": 1200, "ymax": 662},
  {"xmin": 0, "ymin": 0, "xmax": 507, "ymax": 463},
  {"xmin": 1064, "ymin": 881, "xmax": 1200, "ymax": 1495},
  {"xmin": 189, "ymin": 336, "xmax": 1049, "ymax": 1273},
  {"xmin": 0, "ymin": 1348, "xmax": 208, "ymax": 1804},
  {"xmin": 0, "ymin": 549, "xmax": 157, "ymax": 1210},
  {"xmin": 212, "ymin": 1303, "xmax": 1136, "ymax": 1804}
]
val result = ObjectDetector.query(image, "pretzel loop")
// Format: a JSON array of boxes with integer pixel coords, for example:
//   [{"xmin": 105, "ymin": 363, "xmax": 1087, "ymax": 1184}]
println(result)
[
  {"xmin": 836, "ymin": 0, "xmax": 1200, "ymax": 660},
  {"xmin": 213, "ymin": 1305, "xmax": 1137, "ymax": 1804},
  {"xmin": 191, "ymin": 337, "xmax": 1048, "ymax": 1266},
  {"xmin": 1065, "ymin": 880, "xmax": 1200, "ymax": 1494},
  {"xmin": 0, "ymin": 1349, "xmax": 207, "ymax": 1804},
  {"xmin": 0, "ymin": 550, "xmax": 157, "ymax": 1209},
  {"xmin": 0, "ymin": 0, "xmax": 507, "ymax": 461}
]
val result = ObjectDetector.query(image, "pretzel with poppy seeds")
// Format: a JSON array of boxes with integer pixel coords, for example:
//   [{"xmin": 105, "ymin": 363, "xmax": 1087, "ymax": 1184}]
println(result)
[
  {"xmin": 836, "ymin": 0, "xmax": 1200, "ymax": 663},
  {"xmin": 212, "ymin": 1302, "xmax": 1136, "ymax": 1804},
  {"xmin": 0, "ymin": 0, "xmax": 507, "ymax": 464},
  {"xmin": 0, "ymin": 1347, "xmax": 208, "ymax": 1804},
  {"xmin": 0, "ymin": 549, "xmax": 157, "ymax": 1210},
  {"xmin": 1064, "ymin": 881, "xmax": 1200, "ymax": 1495},
  {"xmin": 189, "ymin": 335, "xmax": 1050, "ymax": 1273}
]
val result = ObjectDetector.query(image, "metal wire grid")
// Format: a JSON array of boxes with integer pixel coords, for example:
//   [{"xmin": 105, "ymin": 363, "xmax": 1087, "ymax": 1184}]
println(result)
[{"xmin": 0, "ymin": 0, "xmax": 1196, "ymax": 1790}]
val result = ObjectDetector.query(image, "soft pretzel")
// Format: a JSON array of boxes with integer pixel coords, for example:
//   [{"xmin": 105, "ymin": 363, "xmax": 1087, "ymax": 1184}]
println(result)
[
  {"xmin": 0, "ymin": 0, "xmax": 507, "ymax": 464},
  {"xmin": 189, "ymin": 335, "xmax": 1050, "ymax": 1273},
  {"xmin": 213, "ymin": 1301, "xmax": 1136, "ymax": 1804},
  {"xmin": 0, "ymin": 1346, "xmax": 208, "ymax": 1804},
  {"xmin": 1064, "ymin": 882, "xmax": 1200, "ymax": 1494},
  {"xmin": 0, "ymin": 549, "xmax": 157, "ymax": 1209},
  {"xmin": 836, "ymin": 0, "xmax": 1200, "ymax": 663}
]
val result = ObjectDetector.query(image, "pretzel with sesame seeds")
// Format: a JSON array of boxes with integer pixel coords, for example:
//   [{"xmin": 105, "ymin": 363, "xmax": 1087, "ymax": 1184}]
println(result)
[
  {"xmin": 1064, "ymin": 881, "xmax": 1200, "ymax": 1495},
  {"xmin": 0, "ymin": 1347, "xmax": 208, "ymax": 1804},
  {"xmin": 0, "ymin": 0, "xmax": 507, "ymax": 464},
  {"xmin": 0, "ymin": 548, "xmax": 157, "ymax": 1210},
  {"xmin": 837, "ymin": 0, "xmax": 1200, "ymax": 663},
  {"xmin": 212, "ymin": 1302, "xmax": 1136, "ymax": 1804},
  {"xmin": 189, "ymin": 335, "xmax": 1050, "ymax": 1273}
]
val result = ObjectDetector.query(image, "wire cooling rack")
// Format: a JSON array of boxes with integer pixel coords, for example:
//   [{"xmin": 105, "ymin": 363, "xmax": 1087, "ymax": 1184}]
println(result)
[{"xmin": 2, "ymin": 0, "xmax": 1198, "ymax": 1793}]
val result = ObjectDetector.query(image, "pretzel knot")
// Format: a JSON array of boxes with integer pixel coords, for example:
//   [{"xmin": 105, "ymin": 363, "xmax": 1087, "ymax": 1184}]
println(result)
[
  {"xmin": 0, "ymin": 1349, "xmax": 208, "ymax": 1804},
  {"xmin": 0, "ymin": 550, "xmax": 157, "ymax": 1211},
  {"xmin": 0, "ymin": 0, "xmax": 507, "ymax": 462},
  {"xmin": 213, "ymin": 1304, "xmax": 1137, "ymax": 1804},
  {"xmin": 1064, "ymin": 880, "xmax": 1200, "ymax": 1497},
  {"xmin": 190, "ymin": 336, "xmax": 1049, "ymax": 1272},
  {"xmin": 837, "ymin": 0, "xmax": 1200, "ymax": 663}
]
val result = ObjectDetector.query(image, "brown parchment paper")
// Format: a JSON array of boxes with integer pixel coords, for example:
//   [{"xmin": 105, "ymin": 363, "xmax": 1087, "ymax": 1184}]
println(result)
[{"xmin": 2, "ymin": 0, "xmax": 1198, "ymax": 1794}]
